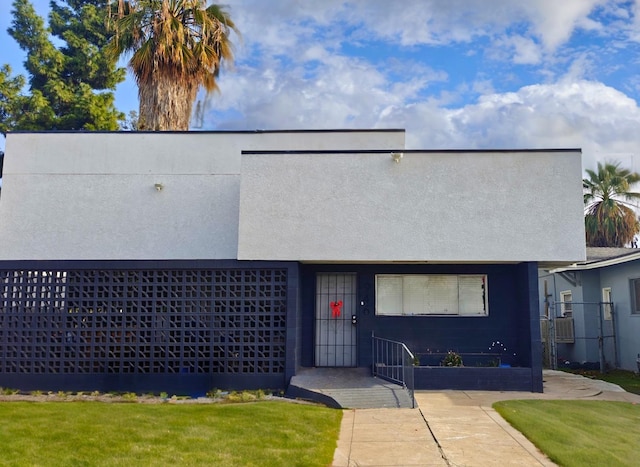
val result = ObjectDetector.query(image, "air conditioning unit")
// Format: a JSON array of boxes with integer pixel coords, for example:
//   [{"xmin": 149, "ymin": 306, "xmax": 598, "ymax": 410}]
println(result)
[{"xmin": 554, "ymin": 317, "xmax": 575, "ymax": 343}]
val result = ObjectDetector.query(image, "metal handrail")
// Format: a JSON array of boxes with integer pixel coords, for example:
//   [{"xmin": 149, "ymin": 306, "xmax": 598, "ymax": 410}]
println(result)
[{"xmin": 371, "ymin": 332, "xmax": 415, "ymax": 408}]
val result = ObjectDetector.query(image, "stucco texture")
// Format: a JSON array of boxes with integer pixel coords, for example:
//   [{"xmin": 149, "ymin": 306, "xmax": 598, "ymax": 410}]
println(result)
[
  {"xmin": 238, "ymin": 150, "xmax": 585, "ymax": 264},
  {"xmin": 0, "ymin": 130, "xmax": 405, "ymax": 260}
]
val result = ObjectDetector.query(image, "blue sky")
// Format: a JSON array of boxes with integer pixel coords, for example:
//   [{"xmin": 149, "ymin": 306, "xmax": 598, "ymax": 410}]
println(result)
[{"xmin": 2, "ymin": 0, "xmax": 640, "ymax": 171}]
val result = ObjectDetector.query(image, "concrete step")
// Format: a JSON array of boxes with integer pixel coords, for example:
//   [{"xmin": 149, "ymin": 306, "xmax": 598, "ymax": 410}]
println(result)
[{"xmin": 286, "ymin": 367, "xmax": 414, "ymax": 409}]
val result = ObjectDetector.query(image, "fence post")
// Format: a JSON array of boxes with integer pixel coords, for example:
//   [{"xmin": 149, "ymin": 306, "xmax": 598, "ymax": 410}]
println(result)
[
  {"xmin": 549, "ymin": 317, "xmax": 557, "ymax": 369},
  {"xmin": 598, "ymin": 303, "xmax": 605, "ymax": 373},
  {"xmin": 610, "ymin": 303, "xmax": 619, "ymax": 368}
]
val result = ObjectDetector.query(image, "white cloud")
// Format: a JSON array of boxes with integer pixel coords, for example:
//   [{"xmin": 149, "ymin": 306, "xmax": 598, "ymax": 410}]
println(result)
[
  {"xmin": 630, "ymin": 0, "xmax": 640, "ymax": 41},
  {"xmin": 394, "ymin": 80, "xmax": 640, "ymax": 172},
  {"xmin": 521, "ymin": 0, "xmax": 606, "ymax": 50},
  {"xmin": 561, "ymin": 54, "xmax": 597, "ymax": 82},
  {"xmin": 207, "ymin": 36, "xmax": 450, "ymax": 131},
  {"xmin": 501, "ymin": 35, "xmax": 544, "ymax": 65},
  {"xmin": 228, "ymin": 0, "xmax": 621, "ymax": 98},
  {"xmin": 233, "ymin": 0, "xmax": 611, "ymax": 52}
]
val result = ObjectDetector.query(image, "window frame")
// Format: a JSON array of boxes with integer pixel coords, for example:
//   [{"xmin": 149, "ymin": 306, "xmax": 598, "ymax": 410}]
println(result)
[
  {"xmin": 602, "ymin": 287, "xmax": 612, "ymax": 320},
  {"xmin": 375, "ymin": 274, "xmax": 488, "ymax": 317},
  {"xmin": 559, "ymin": 290, "xmax": 573, "ymax": 317},
  {"xmin": 630, "ymin": 278, "xmax": 640, "ymax": 315}
]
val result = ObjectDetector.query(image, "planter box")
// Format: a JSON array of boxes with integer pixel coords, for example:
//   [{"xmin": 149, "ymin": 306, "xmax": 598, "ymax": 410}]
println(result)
[
  {"xmin": 414, "ymin": 366, "xmax": 536, "ymax": 392},
  {"xmin": 417, "ymin": 352, "xmax": 503, "ymax": 367}
]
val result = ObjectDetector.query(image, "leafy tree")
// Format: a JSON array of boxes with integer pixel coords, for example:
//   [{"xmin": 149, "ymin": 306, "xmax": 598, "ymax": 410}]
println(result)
[
  {"xmin": 584, "ymin": 161, "xmax": 640, "ymax": 247},
  {"xmin": 119, "ymin": 110, "xmax": 140, "ymax": 131},
  {"xmin": 107, "ymin": 0, "xmax": 238, "ymax": 130},
  {"xmin": 1, "ymin": 0, "xmax": 125, "ymax": 135},
  {"xmin": 0, "ymin": 65, "xmax": 27, "ymax": 137}
]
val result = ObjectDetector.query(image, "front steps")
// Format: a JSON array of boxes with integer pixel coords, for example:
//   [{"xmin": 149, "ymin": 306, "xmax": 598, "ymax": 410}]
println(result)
[{"xmin": 286, "ymin": 367, "xmax": 414, "ymax": 409}]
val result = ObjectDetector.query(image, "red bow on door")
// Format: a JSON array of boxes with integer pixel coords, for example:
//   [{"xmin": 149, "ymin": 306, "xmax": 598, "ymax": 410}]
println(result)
[{"xmin": 330, "ymin": 300, "xmax": 343, "ymax": 318}]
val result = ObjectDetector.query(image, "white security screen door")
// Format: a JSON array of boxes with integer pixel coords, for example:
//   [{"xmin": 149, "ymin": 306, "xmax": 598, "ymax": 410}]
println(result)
[{"xmin": 315, "ymin": 273, "xmax": 357, "ymax": 367}]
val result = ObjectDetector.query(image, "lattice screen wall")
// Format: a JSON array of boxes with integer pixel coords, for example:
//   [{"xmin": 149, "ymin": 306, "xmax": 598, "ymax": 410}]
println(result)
[{"xmin": 0, "ymin": 268, "xmax": 287, "ymax": 375}]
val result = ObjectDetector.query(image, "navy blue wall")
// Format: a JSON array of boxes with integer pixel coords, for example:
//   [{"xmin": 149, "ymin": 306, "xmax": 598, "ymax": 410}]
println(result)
[
  {"xmin": 0, "ymin": 260, "xmax": 542, "ymax": 393},
  {"xmin": 300, "ymin": 263, "xmax": 539, "ymax": 373},
  {"xmin": 0, "ymin": 260, "xmax": 299, "ymax": 395},
  {"xmin": 285, "ymin": 263, "xmax": 301, "ymax": 385},
  {"xmin": 517, "ymin": 262, "xmax": 543, "ymax": 391}
]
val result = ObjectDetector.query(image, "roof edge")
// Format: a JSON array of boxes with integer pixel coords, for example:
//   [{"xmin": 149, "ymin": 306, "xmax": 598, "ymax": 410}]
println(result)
[
  {"xmin": 6, "ymin": 128, "xmax": 406, "ymax": 136},
  {"xmin": 550, "ymin": 250, "xmax": 640, "ymax": 272},
  {"xmin": 242, "ymin": 148, "xmax": 582, "ymax": 155}
]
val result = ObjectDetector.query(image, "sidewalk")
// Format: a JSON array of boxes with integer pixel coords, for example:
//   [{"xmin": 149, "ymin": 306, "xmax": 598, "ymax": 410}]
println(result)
[{"xmin": 333, "ymin": 370, "xmax": 640, "ymax": 466}]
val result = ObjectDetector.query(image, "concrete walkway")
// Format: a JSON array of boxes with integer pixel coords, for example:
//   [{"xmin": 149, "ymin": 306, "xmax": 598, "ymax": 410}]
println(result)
[{"xmin": 333, "ymin": 370, "xmax": 640, "ymax": 466}]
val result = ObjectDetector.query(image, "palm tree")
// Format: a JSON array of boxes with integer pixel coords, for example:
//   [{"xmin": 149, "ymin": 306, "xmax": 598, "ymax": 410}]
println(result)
[
  {"xmin": 583, "ymin": 161, "xmax": 640, "ymax": 247},
  {"xmin": 107, "ymin": 0, "xmax": 237, "ymax": 130}
]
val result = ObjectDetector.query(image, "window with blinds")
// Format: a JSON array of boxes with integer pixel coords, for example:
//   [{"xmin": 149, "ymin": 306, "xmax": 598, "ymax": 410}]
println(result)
[{"xmin": 375, "ymin": 274, "xmax": 488, "ymax": 316}]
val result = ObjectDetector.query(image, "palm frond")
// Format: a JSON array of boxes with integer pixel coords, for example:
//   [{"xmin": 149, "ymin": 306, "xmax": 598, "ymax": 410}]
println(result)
[
  {"xmin": 106, "ymin": 0, "xmax": 237, "ymax": 129},
  {"xmin": 584, "ymin": 160, "xmax": 640, "ymax": 247}
]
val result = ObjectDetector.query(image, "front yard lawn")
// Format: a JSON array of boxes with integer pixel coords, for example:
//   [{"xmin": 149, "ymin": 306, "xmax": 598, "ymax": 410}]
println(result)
[
  {"xmin": 0, "ymin": 401, "xmax": 341, "ymax": 466},
  {"xmin": 494, "ymin": 400, "xmax": 640, "ymax": 467}
]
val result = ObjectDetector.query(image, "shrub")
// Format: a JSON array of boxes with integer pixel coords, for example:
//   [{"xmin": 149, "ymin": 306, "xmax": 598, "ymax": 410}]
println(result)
[{"xmin": 441, "ymin": 351, "xmax": 463, "ymax": 367}]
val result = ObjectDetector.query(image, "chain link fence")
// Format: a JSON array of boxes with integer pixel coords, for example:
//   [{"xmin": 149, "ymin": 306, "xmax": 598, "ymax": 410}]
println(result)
[{"xmin": 541, "ymin": 301, "xmax": 617, "ymax": 372}]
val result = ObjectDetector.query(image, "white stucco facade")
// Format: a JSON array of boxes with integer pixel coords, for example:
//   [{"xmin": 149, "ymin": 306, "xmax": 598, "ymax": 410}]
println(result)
[
  {"xmin": 238, "ymin": 149, "xmax": 585, "ymax": 265},
  {"xmin": 0, "ymin": 130, "xmax": 404, "ymax": 260}
]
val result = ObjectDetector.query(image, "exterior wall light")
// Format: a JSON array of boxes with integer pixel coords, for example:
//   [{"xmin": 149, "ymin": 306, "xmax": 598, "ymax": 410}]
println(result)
[
  {"xmin": 391, "ymin": 152, "xmax": 403, "ymax": 163},
  {"xmin": 154, "ymin": 183, "xmax": 163, "ymax": 191}
]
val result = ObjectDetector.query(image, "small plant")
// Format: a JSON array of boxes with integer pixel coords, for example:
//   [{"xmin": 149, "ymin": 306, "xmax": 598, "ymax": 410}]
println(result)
[
  {"xmin": 441, "ymin": 351, "xmax": 463, "ymax": 367},
  {"xmin": 168, "ymin": 395, "xmax": 190, "ymax": 401},
  {"xmin": 91, "ymin": 391, "xmax": 101, "ymax": 397},
  {"xmin": 206, "ymin": 388, "xmax": 222, "ymax": 399},
  {"xmin": 56, "ymin": 391, "xmax": 70, "ymax": 398},
  {"xmin": 30, "ymin": 390, "xmax": 44, "ymax": 396},
  {"xmin": 0, "ymin": 387, "xmax": 20, "ymax": 395},
  {"xmin": 226, "ymin": 391, "xmax": 252, "ymax": 403},
  {"xmin": 121, "ymin": 392, "xmax": 138, "ymax": 402},
  {"xmin": 159, "ymin": 391, "xmax": 169, "ymax": 399},
  {"xmin": 225, "ymin": 390, "xmax": 266, "ymax": 403},
  {"xmin": 168, "ymin": 394, "xmax": 191, "ymax": 402}
]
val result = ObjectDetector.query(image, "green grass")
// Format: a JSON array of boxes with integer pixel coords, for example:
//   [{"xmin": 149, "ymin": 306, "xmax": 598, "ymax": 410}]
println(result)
[
  {"xmin": 494, "ymin": 400, "xmax": 640, "ymax": 467},
  {"xmin": 573, "ymin": 369, "xmax": 640, "ymax": 395},
  {"xmin": 0, "ymin": 401, "xmax": 342, "ymax": 466}
]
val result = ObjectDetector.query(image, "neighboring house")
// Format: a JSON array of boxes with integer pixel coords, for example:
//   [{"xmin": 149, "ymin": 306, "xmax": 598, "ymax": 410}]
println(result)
[
  {"xmin": 539, "ymin": 247, "xmax": 640, "ymax": 372},
  {"xmin": 0, "ymin": 131, "xmax": 585, "ymax": 394}
]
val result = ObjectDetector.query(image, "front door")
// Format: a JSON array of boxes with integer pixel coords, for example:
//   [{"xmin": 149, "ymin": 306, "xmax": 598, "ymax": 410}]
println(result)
[{"xmin": 315, "ymin": 273, "xmax": 357, "ymax": 367}]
